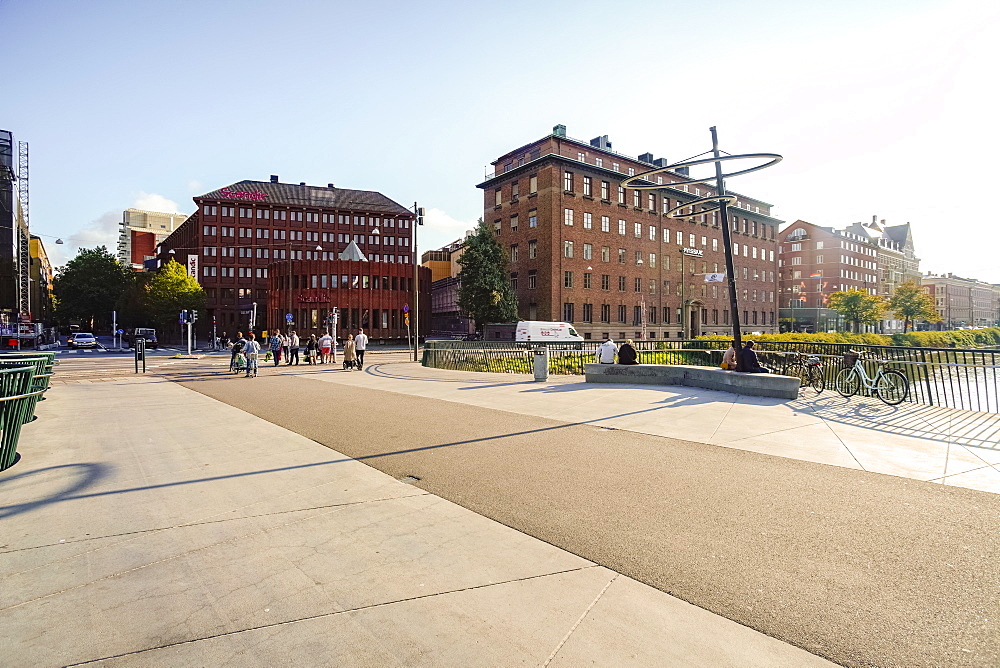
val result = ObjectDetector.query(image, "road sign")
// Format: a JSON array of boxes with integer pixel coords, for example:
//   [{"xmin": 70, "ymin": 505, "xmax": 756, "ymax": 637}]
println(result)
[
  {"xmin": 117, "ymin": 329, "xmax": 124, "ymax": 335},
  {"xmin": 285, "ymin": 313, "xmax": 293, "ymax": 322},
  {"xmin": 403, "ymin": 304, "xmax": 409, "ymax": 314}
]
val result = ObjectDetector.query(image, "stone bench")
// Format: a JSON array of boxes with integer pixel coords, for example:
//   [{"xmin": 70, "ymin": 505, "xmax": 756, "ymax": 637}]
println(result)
[{"xmin": 584, "ymin": 363, "xmax": 800, "ymax": 400}]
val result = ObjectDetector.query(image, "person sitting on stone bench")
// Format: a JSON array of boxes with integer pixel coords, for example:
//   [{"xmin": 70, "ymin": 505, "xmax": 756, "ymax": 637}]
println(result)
[
  {"xmin": 617, "ymin": 339, "xmax": 639, "ymax": 365},
  {"xmin": 740, "ymin": 340, "xmax": 770, "ymax": 373}
]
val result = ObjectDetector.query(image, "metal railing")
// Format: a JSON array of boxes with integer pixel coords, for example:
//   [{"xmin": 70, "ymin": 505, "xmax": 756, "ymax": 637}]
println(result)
[{"xmin": 422, "ymin": 340, "xmax": 1000, "ymax": 413}]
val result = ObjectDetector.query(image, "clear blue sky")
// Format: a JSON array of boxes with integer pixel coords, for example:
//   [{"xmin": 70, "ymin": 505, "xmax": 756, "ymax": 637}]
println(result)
[{"xmin": 4, "ymin": 0, "xmax": 998, "ymax": 281}]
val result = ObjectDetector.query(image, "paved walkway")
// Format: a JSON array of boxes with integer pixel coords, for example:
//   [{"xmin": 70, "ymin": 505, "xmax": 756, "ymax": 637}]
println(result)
[{"xmin": 3, "ymin": 356, "xmax": 998, "ymax": 666}]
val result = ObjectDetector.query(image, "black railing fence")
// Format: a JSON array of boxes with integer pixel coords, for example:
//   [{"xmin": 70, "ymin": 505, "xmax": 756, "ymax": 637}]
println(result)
[{"xmin": 422, "ymin": 340, "xmax": 999, "ymax": 413}]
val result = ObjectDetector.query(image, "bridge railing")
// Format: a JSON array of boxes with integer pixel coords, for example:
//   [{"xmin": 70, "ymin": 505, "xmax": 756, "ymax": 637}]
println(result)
[{"xmin": 421, "ymin": 340, "xmax": 1000, "ymax": 413}]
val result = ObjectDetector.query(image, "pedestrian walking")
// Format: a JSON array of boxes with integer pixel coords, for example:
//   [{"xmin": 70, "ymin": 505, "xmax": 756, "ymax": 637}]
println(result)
[
  {"xmin": 354, "ymin": 327, "xmax": 369, "ymax": 370},
  {"xmin": 287, "ymin": 330, "xmax": 300, "ymax": 365},
  {"xmin": 596, "ymin": 337, "xmax": 618, "ymax": 364},
  {"xmin": 243, "ymin": 332, "xmax": 261, "ymax": 377},
  {"xmin": 319, "ymin": 331, "xmax": 334, "ymax": 364},
  {"xmin": 220, "ymin": 332, "xmax": 230, "ymax": 349},
  {"xmin": 229, "ymin": 331, "xmax": 246, "ymax": 373},
  {"xmin": 268, "ymin": 329, "xmax": 283, "ymax": 366},
  {"xmin": 306, "ymin": 334, "xmax": 318, "ymax": 365},
  {"xmin": 342, "ymin": 336, "xmax": 357, "ymax": 370}
]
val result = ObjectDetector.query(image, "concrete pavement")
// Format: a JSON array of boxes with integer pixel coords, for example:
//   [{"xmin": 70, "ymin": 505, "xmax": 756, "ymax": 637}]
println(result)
[
  {"xmin": 4, "ymin": 372, "xmax": 834, "ymax": 667},
  {"xmin": 3, "ymin": 355, "xmax": 999, "ymax": 666}
]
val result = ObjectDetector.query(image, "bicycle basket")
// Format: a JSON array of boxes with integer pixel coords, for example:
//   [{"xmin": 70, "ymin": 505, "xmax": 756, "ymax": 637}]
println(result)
[{"xmin": 842, "ymin": 351, "xmax": 859, "ymax": 368}]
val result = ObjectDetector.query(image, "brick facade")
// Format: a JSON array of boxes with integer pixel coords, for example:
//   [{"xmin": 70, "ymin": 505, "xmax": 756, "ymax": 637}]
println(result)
[{"xmin": 477, "ymin": 127, "xmax": 781, "ymax": 339}]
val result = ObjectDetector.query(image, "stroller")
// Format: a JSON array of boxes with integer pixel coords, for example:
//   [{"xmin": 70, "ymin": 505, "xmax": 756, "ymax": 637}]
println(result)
[{"xmin": 230, "ymin": 352, "xmax": 246, "ymax": 374}]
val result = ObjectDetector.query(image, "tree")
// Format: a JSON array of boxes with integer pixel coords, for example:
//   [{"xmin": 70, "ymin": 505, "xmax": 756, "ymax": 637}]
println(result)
[
  {"xmin": 145, "ymin": 259, "xmax": 206, "ymax": 339},
  {"xmin": 456, "ymin": 219, "xmax": 518, "ymax": 331},
  {"xmin": 53, "ymin": 246, "xmax": 133, "ymax": 330},
  {"xmin": 888, "ymin": 281, "xmax": 939, "ymax": 333},
  {"xmin": 828, "ymin": 289, "xmax": 886, "ymax": 333}
]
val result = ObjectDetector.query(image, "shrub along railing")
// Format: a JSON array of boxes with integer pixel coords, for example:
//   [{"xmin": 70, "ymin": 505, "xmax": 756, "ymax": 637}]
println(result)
[{"xmin": 422, "ymin": 340, "xmax": 999, "ymax": 413}]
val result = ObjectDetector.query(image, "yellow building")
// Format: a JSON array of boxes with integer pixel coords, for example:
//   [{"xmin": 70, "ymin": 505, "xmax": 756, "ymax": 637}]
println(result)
[{"xmin": 29, "ymin": 236, "xmax": 54, "ymax": 324}]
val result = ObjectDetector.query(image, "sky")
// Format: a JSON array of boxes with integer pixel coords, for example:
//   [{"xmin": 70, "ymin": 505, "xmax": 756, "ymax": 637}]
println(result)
[{"xmin": 3, "ymin": 0, "xmax": 999, "ymax": 282}]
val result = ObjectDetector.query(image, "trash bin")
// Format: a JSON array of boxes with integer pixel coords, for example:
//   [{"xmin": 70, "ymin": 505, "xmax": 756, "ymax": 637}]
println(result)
[{"xmin": 533, "ymin": 347, "xmax": 549, "ymax": 382}]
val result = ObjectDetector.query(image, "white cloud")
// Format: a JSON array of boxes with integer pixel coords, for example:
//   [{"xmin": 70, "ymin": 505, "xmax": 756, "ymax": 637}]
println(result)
[
  {"xmin": 132, "ymin": 191, "xmax": 182, "ymax": 213},
  {"xmin": 67, "ymin": 210, "xmax": 119, "ymax": 252},
  {"xmin": 420, "ymin": 207, "xmax": 478, "ymax": 253},
  {"xmin": 187, "ymin": 180, "xmax": 202, "ymax": 192}
]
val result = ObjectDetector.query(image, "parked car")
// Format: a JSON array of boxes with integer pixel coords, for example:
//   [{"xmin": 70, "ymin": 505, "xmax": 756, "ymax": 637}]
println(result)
[
  {"xmin": 128, "ymin": 328, "xmax": 158, "ymax": 349},
  {"xmin": 67, "ymin": 332, "xmax": 97, "ymax": 349}
]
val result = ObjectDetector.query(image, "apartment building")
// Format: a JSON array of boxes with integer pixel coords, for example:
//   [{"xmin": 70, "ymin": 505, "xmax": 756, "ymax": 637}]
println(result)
[
  {"xmin": 118, "ymin": 208, "xmax": 188, "ymax": 271},
  {"xmin": 921, "ymin": 273, "xmax": 998, "ymax": 329},
  {"xmin": 477, "ymin": 125, "xmax": 782, "ymax": 340}
]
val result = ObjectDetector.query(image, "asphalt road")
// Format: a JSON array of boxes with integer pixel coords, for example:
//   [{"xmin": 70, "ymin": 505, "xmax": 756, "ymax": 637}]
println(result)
[{"xmin": 160, "ymin": 360, "xmax": 999, "ymax": 668}]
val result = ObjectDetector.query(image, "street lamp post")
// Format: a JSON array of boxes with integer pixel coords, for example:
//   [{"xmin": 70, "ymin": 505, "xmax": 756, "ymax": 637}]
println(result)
[{"xmin": 412, "ymin": 203, "xmax": 424, "ymax": 362}]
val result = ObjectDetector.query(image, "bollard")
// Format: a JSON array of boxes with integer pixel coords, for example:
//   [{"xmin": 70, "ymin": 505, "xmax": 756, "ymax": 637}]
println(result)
[{"xmin": 533, "ymin": 346, "xmax": 549, "ymax": 382}]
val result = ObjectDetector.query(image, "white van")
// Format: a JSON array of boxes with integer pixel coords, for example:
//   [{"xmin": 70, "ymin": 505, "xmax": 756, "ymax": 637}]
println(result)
[{"xmin": 515, "ymin": 321, "xmax": 584, "ymax": 343}]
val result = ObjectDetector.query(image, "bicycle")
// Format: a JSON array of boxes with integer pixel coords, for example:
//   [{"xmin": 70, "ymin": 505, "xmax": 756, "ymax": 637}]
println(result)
[
  {"xmin": 835, "ymin": 350, "xmax": 909, "ymax": 406},
  {"xmin": 784, "ymin": 352, "xmax": 825, "ymax": 395}
]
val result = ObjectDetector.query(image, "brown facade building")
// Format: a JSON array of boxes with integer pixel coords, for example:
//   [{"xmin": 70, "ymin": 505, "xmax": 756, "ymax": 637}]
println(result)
[
  {"xmin": 778, "ymin": 220, "xmax": 879, "ymax": 332},
  {"xmin": 156, "ymin": 177, "xmax": 428, "ymax": 341},
  {"xmin": 921, "ymin": 273, "xmax": 999, "ymax": 329},
  {"xmin": 118, "ymin": 208, "xmax": 187, "ymax": 271},
  {"xmin": 477, "ymin": 125, "xmax": 782, "ymax": 340}
]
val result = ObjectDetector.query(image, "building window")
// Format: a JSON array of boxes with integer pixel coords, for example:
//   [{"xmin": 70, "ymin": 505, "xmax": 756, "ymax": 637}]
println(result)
[
  {"xmin": 510, "ymin": 215, "xmax": 518, "ymax": 231},
  {"xmin": 510, "ymin": 272, "xmax": 518, "ymax": 290},
  {"xmin": 676, "ymin": 231, "xmax": 683, "ymax": 245},
  {"xmin": 618, "ymin": 248, "xmax": 626, "ymax": 264},
  {"xmin": 649, "ymin": 253, "xmax": 656, "ymax": 268},
  {"xmin": 564, "ymin": 302, "xmax": 575, "ymax": 322},
  {"xmin": 596, "ymin": 158, "xmax": 603, "ymax": 168},
  {"xmin": 649, "ymin": 279, "xmax": 656, "ymax": 294},
  {"xmin": 601, "ymin": 274, "xmax": 610, "ymax": 290},
  {"xmin": 564, "ymin": 171, "xmax": 573, "ymax": 192},
  {"xmin": 613, "ymin": 162, "xmax": 620, "ymax": 172},
  {"xmin": 564, "ymin": 271, "xmax": 574, "ymax": 289},
  {"xmin": 649, "ymin": 225, "xmax": 656, "ymax": 241},
  {"xmin": 601, "ymin": 216, "xmax": 610, "ymax": 232},
  {"xmin": 791, "ymin": 257, "xmax": 802, "ymax": 265},
  {"xmin": 618, "ymin": 305, "xmax": 627, "ymax": 322},
  {"xmin": 494, "ymin": 220, "xmax": 501, "ymax": 236},
  {"xmin": 601, "ymin": 304, "xmax": 611, "ymax": 322},
  {"xmin": 635, "ymin": 277, "xmax": 642, "ymax": 292},
  {"xmin": 528, "ymin": 240, "xmax": 537, "ymax": 259},
  {"xmin": 628, "ymin": 167, "xmax": 635, "ymax": 176},
  {"xmin": 529, "ymin": 209, "xmax": 537, "ymax": 227},
  {"xmin": 618, "ymin": 186, "xmax": 626, "ymax": 204},
  {"xmin": 633, "ymin": 190, "xmax": 641, "ymax": 208},
  {"xmin": 202, "ymin": 246, "xmax": 216, "ymax": 256},
  {"xmin": 816, "ymin": 255, "xmax": 824, "ymax": 264},
  {"xmin": 528, "ymin": 269, "xmax": 537, "ymax": 289},
  {"xmin": 634, "ymin": 222, "xmax": 642, "ymax": 238},
  {"xmin": 618, "ymin": 275, "xmax": 626, "ymax": 291},
  {"xmin": 511, "ymin": 182, "xmax": 519, "ymax": 200},
  {"xmin": 564, "ymin": 208, "xmax": 574, "ymax": 226},
  {"xmin": 564, "ymin": 240, "xmax": 574, "ymax": 258},
  {"xmin": 618, "ymin": 220, "xmax": 626, "ymax": 235},
  {"xmin": 584, "ymin": 272, "xmax": 592, "ymax": 289},
  {"xmin": 203, "ymin": 225, "xmax": 217, "ymax": 235},
  {"xmin": 529, "ymin": 175, "xmax": 537, "ymax": 193},
  {"xmin": 583, "ymin": 176, "xmax": 592, "ymax": 196},
  {"xmin": 582, "ymin": 303, "xmax": 593, "ymax": 322},
  {"xmin": 601, "ymin": 246, "xmax": 610, "ymax": 262},
  {"xmin": 816, "ymin": 241, "xmax": 824, "ymax": 250},
  {"xmin": 583, "ymin": 212, "xmax": 592, "ymax": 229},
  {"xmin": 583, "ymin": 243, "xmax": 593, "ymax": 260},
  {"xmin": 510, "ymin": 244, "xmax": 519, "ymax": 262}
]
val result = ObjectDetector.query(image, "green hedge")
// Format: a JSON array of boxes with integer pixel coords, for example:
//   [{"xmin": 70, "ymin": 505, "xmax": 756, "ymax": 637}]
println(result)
[{"xmin": 695, "ymin": 327, "xmax": 1000, "ymax": 348}]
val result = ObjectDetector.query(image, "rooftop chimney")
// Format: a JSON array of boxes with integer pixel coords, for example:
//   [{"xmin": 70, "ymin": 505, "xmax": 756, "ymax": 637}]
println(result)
[
  {"xmin": 553, "ymin": 124, "xmax": 567, "ymax": 137},
  {"xmin": 638, "ymin": 152, "xmax": 654, "ymax": 164},
  {"xmin": 589, "ymin": 135, "xmax": 612, "ymax": 150},
  {"xmin": 270, "ymin": 175, "xmax": 279, "ymax": 183},
  {"xmin": 328, "ymin": 183, "xmax": 335, "ymax": 188}
]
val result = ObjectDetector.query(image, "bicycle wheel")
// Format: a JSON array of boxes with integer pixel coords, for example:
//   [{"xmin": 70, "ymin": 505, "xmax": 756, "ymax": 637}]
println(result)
[
  {"xmin": 808, "ymin": 366, "xmax": 825, "ymax": 394},
  {"xmin": 875, "ymin": 369, "xmax": 909, "ymax": 405},
  {"xmin": 785, "ymin": 363, "xmax": 809, "ymax": 388},
  {"xmin": 836, "ymin": 369, "xmax": 859, "ymax": 397}
]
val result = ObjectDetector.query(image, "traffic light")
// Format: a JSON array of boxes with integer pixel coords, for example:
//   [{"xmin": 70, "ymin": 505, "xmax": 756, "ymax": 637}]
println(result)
[
  {"xmin": 179, "ymin": 310, "xmax": 188, "ymax": 324},
  {"xmin": 416, "ymin": 207, "xmax": 425, "ymax": 226},
  {"xmin": 190, "ymin": 310, "xmax": 198, "ymax": 324}
]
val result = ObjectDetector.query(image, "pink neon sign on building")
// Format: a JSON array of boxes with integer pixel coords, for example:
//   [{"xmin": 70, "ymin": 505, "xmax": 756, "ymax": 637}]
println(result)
[{"xmin": 219, "ymin": 188, "xmax": 267, "ymax": 201}]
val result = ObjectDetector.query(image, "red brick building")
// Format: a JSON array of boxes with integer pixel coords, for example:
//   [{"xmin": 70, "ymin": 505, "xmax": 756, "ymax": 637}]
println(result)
[
  {"xmin": 777, "ymin": 220, "xmax": 879, "ymax": 332},
  {"xmin": 156, "ymin": 177, "xmax": 428, "ymax": 341},
  {"xmin": 477, "ymin": 125, "xmax": 781, "ymax": 339}
]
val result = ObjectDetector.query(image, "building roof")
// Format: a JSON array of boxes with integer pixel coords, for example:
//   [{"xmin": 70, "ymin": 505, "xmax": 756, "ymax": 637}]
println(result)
[{"xmin": 196, "ymin": 180, "xmax": 413, "ymax": 216}]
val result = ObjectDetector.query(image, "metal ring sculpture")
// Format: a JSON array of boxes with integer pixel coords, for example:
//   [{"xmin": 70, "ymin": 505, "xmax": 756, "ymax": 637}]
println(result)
[
  {"xmin": 621, "ymin": 152, "xmax": 781, "ymax": 221},
  {"xmin": 620, "ymin": 152, "xmax": 782, "ymax": 190}
]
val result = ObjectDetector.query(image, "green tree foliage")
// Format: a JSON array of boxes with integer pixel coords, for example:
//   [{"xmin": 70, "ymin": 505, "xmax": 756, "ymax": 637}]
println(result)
[
  {"xmin": 53, "ymin": 246, "xmax": 133, "ymax": 330},
  {"xmin": 457, "ymin": 219, "xmax": 518, "ymax": 331},
  {"xmin": 888, "ymin": 281, "xmax": 939, "ymax": 333},
  {"xmin": 828, "ymin": 289, "xmax": 886, "ymax": 332},
  {"xmin": 145, "ymin": 259, "xmax": 206, "ymax": 335},
  {"xmin": 116, "ymin": 272, "xmax": 154, "ymax": 327}
]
